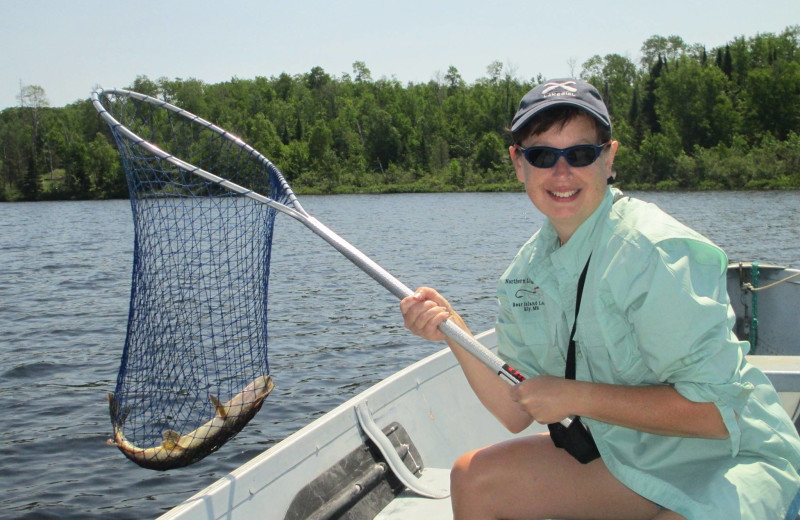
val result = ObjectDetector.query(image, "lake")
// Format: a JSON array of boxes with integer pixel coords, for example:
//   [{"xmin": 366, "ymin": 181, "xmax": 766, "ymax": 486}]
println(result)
[{"xmin": 0, "ymin": 190, "xmax": 798, "ymax": 519}]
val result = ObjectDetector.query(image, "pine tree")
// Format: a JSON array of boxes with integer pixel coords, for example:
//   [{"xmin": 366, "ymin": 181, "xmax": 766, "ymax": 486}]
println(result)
[
  {"xmin": 641, "ymin": 56, "xmax": 664, "ymax": 134},
  {"xmin": 722, "ymin": 46, "xmax": 733, "ymax": 78},
  {"xmin": 21, "ymin": 153, "xmax": 39, "ymax": 200}
]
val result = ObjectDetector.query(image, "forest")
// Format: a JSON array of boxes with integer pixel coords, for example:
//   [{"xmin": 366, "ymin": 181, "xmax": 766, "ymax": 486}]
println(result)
[{"xmin": 1, "ymin": 27, "xmax": 799, "ymax": 201}]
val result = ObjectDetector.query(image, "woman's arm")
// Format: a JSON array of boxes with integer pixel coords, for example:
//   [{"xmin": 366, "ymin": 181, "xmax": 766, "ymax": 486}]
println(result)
[
  {"xmin": 511, "ymin": 375, "xmax": 729, "ymax": 439},
  {"xmin": 401, "ymin": 288, "xmax": 535, "ymax": 433},
  {"xmin": 402, "ymin": 289, "xmax": 729, "ymax": 439}
]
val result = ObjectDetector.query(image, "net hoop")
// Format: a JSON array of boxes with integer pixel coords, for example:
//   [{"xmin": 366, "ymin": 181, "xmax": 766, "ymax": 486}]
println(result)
[
  {"xmin": 91, "ymin": 89, "xmax": 305, "ymax": 218},
  {"xmin": 94, "ymin": 88, "xmax": 288, "ymax": 470}
]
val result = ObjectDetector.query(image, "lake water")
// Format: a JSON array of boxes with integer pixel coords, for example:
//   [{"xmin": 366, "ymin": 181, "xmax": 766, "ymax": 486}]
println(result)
[{"xmin": 1, "ymin": 190, "xmax": 798, "ymax": 519}]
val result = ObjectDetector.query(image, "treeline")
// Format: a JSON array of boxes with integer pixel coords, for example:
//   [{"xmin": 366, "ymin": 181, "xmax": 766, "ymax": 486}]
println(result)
[{"xmin": 1, "ymin": 27, "xmax": 799, "ymax": 201}]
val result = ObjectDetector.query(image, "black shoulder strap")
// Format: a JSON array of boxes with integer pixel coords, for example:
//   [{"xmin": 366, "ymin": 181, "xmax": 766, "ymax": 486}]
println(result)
[{"xmin": 566, "ymin": 254, "xmax": 591, "ymax": 380}]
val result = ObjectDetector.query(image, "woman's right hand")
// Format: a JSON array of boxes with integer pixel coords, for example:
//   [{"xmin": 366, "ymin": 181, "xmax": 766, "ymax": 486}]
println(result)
[{"xmin": 400, "ymin": 287, "xmax": 455, "ymax": 342}]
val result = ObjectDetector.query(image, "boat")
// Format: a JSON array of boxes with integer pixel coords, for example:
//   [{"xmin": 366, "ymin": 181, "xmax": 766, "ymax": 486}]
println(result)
[{"xmin": 158, "ymin": 262, "xmax": 800, "ymax": 520}]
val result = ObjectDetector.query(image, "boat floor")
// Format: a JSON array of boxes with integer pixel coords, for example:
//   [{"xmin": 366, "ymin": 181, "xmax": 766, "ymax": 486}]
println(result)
[{"xmin": 375, "ymin": 468, "xmax": 452, "ymax": 519}]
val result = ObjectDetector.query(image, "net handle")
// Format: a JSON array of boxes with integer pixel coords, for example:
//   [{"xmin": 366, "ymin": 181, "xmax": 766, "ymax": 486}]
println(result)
[
  {"xmin": 92, "ymin": 88, "xmax": 525, "ymax": 387},
  {"xmin": 300, "ymin": 215, "xmax": 524, "ymax": 385}
]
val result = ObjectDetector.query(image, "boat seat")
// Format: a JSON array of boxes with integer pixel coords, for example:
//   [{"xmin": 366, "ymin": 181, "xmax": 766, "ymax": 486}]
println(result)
[
  {"xmin": 749, "ymin": 355, "xmax": 800, "ymax": 393},
  {"xmin": 374, "ymin": 467, "xmax": 453, "ymax": 520}
]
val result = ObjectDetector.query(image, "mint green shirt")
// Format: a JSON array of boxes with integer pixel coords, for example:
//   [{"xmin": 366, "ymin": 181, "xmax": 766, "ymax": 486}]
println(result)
[{"xmin": 496, "ymin": 187, "xmax": 800, "ymax": 519}]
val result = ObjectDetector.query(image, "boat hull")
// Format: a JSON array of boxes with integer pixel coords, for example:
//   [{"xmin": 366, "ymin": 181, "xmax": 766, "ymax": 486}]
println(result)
[{"xmin": 160, "ymin": 264, "xmax": 800, "ymax": 520}]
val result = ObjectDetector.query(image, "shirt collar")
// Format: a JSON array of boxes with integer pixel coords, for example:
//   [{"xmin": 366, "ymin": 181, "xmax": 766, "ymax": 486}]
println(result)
[{"xmin": 548, "ymin": 186, "xmax": 617, "ymax": 274}]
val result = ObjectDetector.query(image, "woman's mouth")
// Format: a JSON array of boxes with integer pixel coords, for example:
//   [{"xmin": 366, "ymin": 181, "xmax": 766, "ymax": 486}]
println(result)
[{"xmin": 548, "ymin": 189, "xmax": 579, "ymax": 199}]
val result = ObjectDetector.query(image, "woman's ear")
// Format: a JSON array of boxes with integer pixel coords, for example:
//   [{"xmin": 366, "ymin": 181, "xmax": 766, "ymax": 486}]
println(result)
[
  {"xmin": 509, "ymin": 145, "xmax": 526, "ymax": 183},
  {"xmin": 604, "ymin": 140, "xmax": 619, "ymax": 171}
]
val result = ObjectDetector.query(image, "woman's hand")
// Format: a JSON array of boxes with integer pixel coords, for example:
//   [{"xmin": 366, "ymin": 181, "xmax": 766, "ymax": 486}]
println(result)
[
  {"xmin": 509, "ymin": 375, "xmax": 578, "ymax": 424},
  {"xmin": 399, "ymin": 287, "xmax": 454, "ymax": 342}
]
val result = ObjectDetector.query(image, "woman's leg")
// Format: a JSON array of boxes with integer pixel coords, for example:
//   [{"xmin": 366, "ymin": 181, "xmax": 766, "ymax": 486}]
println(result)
[{"xmin": 449, "ymin": 433, "xmax": 680, "ymax": 520}]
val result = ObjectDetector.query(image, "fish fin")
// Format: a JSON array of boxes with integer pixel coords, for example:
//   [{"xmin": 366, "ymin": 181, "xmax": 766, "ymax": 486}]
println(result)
[
  {"xmin": 107, "ymin": 393, "xmax": 120, "ymax": 418},
  {"xmin": 107, "ymin": 438, "xmax": 118, "ymax": 447},
  {"xmin": 161, "ymin": 430, "xmax": 181, "ymax": 450},
  {"xmin": 210, "ymin": 394, "xmax": 227, "ymax": 419},
  {"xmin": 108, "ymin": 393, "xmax": 130, "ymax": 424}
]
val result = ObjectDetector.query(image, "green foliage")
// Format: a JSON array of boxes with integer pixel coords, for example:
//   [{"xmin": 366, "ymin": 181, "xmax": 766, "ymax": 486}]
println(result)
[
  {"xmin": 474, "ymin": 132, "xmax": 506, "ymax": 170},
  {"xmin": 1, "ymin": 26, "xmax": 800, "ymax": 201}
]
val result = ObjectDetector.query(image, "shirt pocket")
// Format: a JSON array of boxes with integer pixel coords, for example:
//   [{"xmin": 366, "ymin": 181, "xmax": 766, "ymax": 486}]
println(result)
[{"xmin": 578, "ymin": 296, "xmax": 652, "ymax": 385}]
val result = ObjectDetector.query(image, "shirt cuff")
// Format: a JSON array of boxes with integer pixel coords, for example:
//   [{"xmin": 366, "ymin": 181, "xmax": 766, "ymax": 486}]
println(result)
[{"xmin": 673, "ymin": 380, "xmax": 754, "ymax": 456}]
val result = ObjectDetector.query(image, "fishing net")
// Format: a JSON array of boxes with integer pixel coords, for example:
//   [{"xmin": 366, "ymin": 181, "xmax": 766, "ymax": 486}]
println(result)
[
  {"xmin": 95, "ymin": 90, "xmax": 293, "ymax": 470},
  {"xmin": 95, "ymin": 89, "xmax": 520, "ymax": 470}
]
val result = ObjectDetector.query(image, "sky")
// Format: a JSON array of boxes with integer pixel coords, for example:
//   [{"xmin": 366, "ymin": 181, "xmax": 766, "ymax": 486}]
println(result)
[{"xmin": 1, "ymin": 0, "xmax": 798, "ymax": 111}]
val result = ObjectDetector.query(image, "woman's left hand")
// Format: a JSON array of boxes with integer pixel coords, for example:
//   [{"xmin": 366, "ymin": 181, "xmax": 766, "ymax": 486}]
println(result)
[{"xmin": 509, "ymin": 375, "xmax": 580, "ymax": 424}]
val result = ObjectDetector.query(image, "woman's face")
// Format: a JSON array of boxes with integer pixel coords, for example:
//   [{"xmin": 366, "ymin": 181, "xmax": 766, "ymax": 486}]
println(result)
[{"xmin": 510, "ymin": 113, "xmax": 618, "ymax": 244}]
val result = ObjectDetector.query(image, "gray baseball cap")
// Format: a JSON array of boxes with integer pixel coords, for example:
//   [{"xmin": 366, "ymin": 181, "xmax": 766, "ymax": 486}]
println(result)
[{"xmin": 511, "ymin": 78, "xmax": 611, "ymax": 136}]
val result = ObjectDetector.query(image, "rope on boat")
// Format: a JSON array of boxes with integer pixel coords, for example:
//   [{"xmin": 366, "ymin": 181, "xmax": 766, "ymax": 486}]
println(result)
[
  {"xmin": 736, "ymin": 263, "xmax": 800, "ymax": 355},
  {"xmin": 743, "ymin": 270, "xmax": 800, "ymax": 292},
  {"xmin": 749, "ymin": 263, "xmax": 759, "ymax": 352}
]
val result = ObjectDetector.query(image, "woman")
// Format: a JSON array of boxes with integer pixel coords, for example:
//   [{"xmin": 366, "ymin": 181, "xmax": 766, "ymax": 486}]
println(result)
[{"xmin": 400, "ymin": 79, "xmax": 800, "ymax": 520}]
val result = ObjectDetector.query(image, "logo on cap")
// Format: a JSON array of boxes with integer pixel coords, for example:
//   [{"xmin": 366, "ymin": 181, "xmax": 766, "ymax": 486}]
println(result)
[{"xmin": 542, "ymin": 81, "xmax": 578, "ymax": 96}]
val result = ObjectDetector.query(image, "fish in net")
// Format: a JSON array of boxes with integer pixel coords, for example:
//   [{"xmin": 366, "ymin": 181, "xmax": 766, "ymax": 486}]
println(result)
[{"xmin": 94, "ymin": 90, "xmax": 290, "ymax": 470}]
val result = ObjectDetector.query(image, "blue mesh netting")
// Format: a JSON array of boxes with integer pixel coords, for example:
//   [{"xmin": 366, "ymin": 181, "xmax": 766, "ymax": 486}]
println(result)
[{"xmin": 96, "ymin": 90, "xmax": 294, "ymax": 469}]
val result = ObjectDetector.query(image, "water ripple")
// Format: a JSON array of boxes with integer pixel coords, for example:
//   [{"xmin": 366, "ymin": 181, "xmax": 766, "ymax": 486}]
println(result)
[{"xmin": 0, "ymin": 192, "xmax": 797, "ymax": 519}]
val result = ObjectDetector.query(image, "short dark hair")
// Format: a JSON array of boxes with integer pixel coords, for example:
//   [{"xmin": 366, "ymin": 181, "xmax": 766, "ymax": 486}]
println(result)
[{"xmin": 512, "ymin": 106, "xmax": 612, "ymax": 146}]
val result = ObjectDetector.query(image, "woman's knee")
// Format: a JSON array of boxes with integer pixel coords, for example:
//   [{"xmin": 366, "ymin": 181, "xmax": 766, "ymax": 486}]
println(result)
[
  {"xmin": 449, "ymin": 440, "xmax": 558, "ymax": 519},
  {"xmin": 450, "ymin": 441, "xmax": 539, "ymax": 503},
  {"xmin": 450, "ymin": 448, "xmax": 498, "ymax": 518},
  {"xmin": 450, "ymin": 448, "xmax": 483, "ymax": 497}
]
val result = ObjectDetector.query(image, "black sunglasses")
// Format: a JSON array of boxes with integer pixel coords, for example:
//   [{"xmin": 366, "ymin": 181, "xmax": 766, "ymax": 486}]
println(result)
[{"xmin": 516, "ymin": 142, "xmax": 610, "ymax": 168}]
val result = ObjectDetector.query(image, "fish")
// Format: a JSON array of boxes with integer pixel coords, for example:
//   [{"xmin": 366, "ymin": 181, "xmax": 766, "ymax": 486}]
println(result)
[{"xmin": 107, "ymin": 374, "xmax": 274, "ymax": 470}]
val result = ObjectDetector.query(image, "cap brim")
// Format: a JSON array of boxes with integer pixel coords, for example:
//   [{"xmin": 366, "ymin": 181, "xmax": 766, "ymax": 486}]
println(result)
[{"xmin": 511, "ymin": 98, "xmax": 611, "ymax": 134}]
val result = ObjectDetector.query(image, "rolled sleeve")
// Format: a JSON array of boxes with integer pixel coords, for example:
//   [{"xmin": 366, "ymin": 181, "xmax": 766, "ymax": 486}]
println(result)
[
  {"xmin": 625, "ymin": 237, "xmax": 752, "ymax": 454},
  {"xmin": 674, "ymin": 379, "xmax": 753, "ymax": 456}
]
